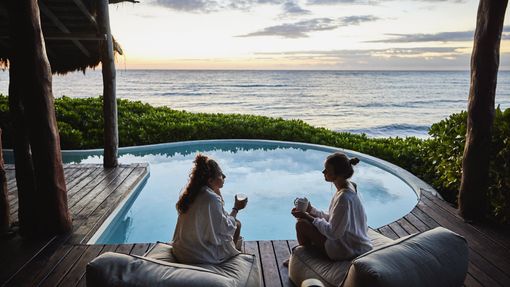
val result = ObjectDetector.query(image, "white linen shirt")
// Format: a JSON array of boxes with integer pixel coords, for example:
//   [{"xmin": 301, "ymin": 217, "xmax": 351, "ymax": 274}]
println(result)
[
  {"xmin": 172, "ymin": 186, "xmax": 240, "ymax": 264},
  {"xmin": 310, "ymin": 181, "xmax": 372, "ymax": 260}
]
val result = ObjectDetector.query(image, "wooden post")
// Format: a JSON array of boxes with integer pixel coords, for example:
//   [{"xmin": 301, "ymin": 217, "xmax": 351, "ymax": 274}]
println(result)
[
  {"xmin": 97, "ymin": 0, "xmax": 118, "ymax": 168},
  {"xmin": 0, "ymin": 129, "xmax": 9, "ymax": 234},
  {"xmin": 8, "ymin": 76, "xmax": 38, "ymax": 235},
  {"xmin": 459, "ymin": 0, "xmax": 508, "ymax": 221},
  {"xmin": 7, "ymin": 0, "xmax": 72, "ymax": 236}
]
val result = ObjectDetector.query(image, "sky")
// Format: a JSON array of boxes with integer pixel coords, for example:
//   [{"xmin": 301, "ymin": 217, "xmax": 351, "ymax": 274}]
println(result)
[{"xmin": 108, "ymin": 0, "xmax": 510, "ymax": 70}]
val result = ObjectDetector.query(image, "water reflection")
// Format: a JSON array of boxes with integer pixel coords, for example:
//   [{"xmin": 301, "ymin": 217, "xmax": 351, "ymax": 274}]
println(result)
[{"xmin": 67, "ymin": 141, "xmax": 417, "ymax": 243}]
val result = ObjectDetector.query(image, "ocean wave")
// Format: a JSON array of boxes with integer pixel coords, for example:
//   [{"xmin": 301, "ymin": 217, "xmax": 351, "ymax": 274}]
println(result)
[
  {"xmin": 228, "ymin": 84, "xmax": 288, "ymax": 88},
  {"xmin": 160, "ymin": 92, "xmax": 215, "ymax": 96},
  {"xmin": 354, "ymin": 99, "xmax": 465, "ymax": 108},
  {"xmin": 340, "ymin": 124, "xmax": 430, "ymax": 138}
]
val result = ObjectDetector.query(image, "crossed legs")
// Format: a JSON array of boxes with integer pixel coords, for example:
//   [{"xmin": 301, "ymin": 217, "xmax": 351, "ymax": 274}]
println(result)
[{"xmin": 295, "ymin": 219, "xmax": 327, "ymax": 255}]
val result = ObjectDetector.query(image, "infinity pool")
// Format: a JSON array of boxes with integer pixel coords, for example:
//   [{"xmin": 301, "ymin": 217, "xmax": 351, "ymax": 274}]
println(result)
[{"xmin": 60, "ymin": 140, "xmax": 422, "ymax": 243}]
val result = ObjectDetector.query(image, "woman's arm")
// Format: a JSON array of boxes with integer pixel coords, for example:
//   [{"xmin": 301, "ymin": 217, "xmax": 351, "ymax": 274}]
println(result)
[
  {"xmin": 312, "ymin": 195, "xmax": 349, "ymax": 240},
  {"xmin": 207, "ymin": 194, "xmax": 237, "ymax": 243},
  {"xmin": 229, "ymin": 208, "xmax": 238, "ymax": 218},
  {"xmin": 309, "ymin": 205, "xmax": 330, "ymax": 221}
]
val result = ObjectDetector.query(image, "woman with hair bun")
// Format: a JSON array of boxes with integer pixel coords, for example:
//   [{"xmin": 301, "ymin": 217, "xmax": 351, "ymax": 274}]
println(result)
[
  {"xmin": 172, "ymin": 154, "xmax": 247, "ymax": 264},
  {"xmin": 290, "ymin": 152, "xmax": 372, "ymax": 262}
]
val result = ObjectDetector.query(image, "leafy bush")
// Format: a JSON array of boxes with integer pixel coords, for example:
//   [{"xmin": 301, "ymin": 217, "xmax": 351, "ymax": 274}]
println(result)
[
  {"xmin": 0, "ymin": 95, "xmax": 508, "ymax": 223},
  {"xmin": 423, "ymin": 108, "xmax": 510, "ymax": 222}
]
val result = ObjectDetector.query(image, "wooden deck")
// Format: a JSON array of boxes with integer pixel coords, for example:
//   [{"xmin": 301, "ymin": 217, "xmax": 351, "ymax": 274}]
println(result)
[
  {"xmin": 1, "ymin": 165, "xmax": 509, "ymax": 287},
  {"xmin": 0, "ymin": 163, "xmax": 150, "ymax": 286}
]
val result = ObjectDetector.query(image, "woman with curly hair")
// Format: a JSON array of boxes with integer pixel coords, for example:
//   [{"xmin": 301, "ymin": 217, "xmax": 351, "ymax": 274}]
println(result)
[{"xmin": 172, "ymin": 154, "xmax": 247, "ymax": 264}]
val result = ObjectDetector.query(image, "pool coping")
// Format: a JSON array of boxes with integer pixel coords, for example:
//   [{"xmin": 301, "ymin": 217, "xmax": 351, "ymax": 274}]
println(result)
[{"xmin": 86, "ymin": 165, "xmax": 151, "ymax": 244}]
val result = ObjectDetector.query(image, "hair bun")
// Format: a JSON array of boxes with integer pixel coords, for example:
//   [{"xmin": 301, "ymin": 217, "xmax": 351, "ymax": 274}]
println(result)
[
  {"xmin": 194, "ymin": 154, "xmax": 208, "ymax": 167},
  {"xmin": 195, "ymin": 153, "xmax": 206, "ymax": 161},
  {"xmin": 349, "ymin": 157, "xmax": 360, "ymax": 166}
]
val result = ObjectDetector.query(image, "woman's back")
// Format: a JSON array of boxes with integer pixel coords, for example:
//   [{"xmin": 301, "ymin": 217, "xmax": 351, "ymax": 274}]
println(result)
[{"xmin": 172, "ymin": 186, "xmax": 239, "ymax": 264}]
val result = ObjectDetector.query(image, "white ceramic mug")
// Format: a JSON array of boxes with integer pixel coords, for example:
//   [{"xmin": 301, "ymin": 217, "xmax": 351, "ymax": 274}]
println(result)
[{"xmin": 294, "ymin": 197, "xmax": 309, "ymax": 212}]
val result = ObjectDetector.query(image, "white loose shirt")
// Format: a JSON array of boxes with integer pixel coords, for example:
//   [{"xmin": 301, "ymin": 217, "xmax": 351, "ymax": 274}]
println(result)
[
  {"xmin": 172, "ymin": 186, "xmax": 240, "ymax": 264},
  {"xmin": 310, "ymin": 181, "xmax": 372, "ymax": 260}
]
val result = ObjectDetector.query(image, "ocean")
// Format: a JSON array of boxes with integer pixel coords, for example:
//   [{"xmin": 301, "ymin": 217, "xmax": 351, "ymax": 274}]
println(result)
[{"xmin": 1, "ymin": 70, "xmax": 509, "ymax": 138}]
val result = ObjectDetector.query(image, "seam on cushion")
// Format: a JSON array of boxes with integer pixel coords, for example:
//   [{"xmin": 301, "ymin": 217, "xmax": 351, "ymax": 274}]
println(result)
[
  {"xmin": 293, "ymin": 251, "xmax": 338, "ymax": 287},
  {"xmin": 353, "ymin": 227, "xmax": 464, "ymax": 262},
  {"xmin": 131, "ymin": 253, "xmax": 228, "ymax": 276},
  {"xmin": 353, "ymin": 232, "xmax": 420, "ymax": 260}
]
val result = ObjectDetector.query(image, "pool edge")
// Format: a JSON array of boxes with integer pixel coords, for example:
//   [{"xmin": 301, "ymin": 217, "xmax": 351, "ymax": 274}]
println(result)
[{"xmin": 86, "ymin": 164, "xmax": 151, "ymax": 244}]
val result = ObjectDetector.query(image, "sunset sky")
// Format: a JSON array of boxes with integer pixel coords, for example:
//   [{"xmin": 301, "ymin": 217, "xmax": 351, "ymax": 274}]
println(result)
[{"xmin": 108, "ymin": 0, "xmax": 510, "ymax": 70}]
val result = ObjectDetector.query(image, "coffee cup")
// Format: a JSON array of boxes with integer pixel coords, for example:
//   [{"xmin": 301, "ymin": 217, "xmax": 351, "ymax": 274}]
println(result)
[
  {"xmin": 294, "ymin": 197, "xmax": 309, "ymax": 212},
  {"xmin": 236, "ymin": 193, "xmax": 248, "ymax": 202}
]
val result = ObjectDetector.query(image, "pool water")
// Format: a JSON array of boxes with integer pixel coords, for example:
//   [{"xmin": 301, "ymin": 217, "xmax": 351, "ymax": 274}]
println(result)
[{"xmin": 64, "ymin": 140, "xmax": 420, "ymax": 243}]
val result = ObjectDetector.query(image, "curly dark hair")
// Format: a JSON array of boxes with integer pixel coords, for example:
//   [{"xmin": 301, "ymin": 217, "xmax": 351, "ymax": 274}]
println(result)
[
  {"xmin": 176, "ymin": 154, "xmax": 222, "ymax": 214},
  {"xmin": 326, "ymin": 152, "xmax": 360, "ymax": 179}
]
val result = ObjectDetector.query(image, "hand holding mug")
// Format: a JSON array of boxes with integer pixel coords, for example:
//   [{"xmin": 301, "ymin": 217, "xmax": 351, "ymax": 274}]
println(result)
[
  {"xmin": 294, "ymin": 197, "xmax": 310, "ymax": 212},
  {"xmin": 291, "ymin": 207, "xmax": 315, "ymax": 223},
  {"xmin": 234, "ymin": 193, "xmax": 248, "ymax": 210}
]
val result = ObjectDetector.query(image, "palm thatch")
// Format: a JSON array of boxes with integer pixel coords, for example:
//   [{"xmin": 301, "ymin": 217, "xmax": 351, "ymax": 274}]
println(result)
[{"xmin": 0, "ymin": 0, "xmax": 135, "ymax": 74}]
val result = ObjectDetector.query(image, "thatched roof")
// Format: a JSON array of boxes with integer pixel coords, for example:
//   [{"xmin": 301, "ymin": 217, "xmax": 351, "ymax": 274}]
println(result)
[{"xmin": 0, "ymin": 0, "xmax": 136, "ymax": 74}]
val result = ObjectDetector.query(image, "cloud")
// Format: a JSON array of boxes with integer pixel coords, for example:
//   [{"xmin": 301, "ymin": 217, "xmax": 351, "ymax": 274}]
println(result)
[
  {"xmin": 370, "ymin": 31, "xmax": 475, "ymax": 43},
  {"xmin": 257, "ymin": 47, "xmax": 463, "ymax": 57},
  {"xmin": 307, "ymin": 0, "xmax": 358, "ymax": 4},
  {"xmin": 253, "ymin": 46, "xmax": 478, "ymax": 69},
  {"xmin": 341, "ymin": 15, "xmax": 379, "ymax": 25},
  {"xmin": 237, "ymin": 18, "xmax": 337, "ymax": 38},
  {"xmin": 237, "ymin": 15, "xmax": 379, "ymax": 38},
  {"xmin": 153, "ymin": 0, "xmax": 218, "ymax": 12},
  {"xmin": 282, "ymin": 1, "xmax": 311, "ymax": 16},
  {"xmin": 152, "ymin": 0, "xmax": 469, "ymax": 12},
  {"xmin": 370, "ymin": 26, "xmax": 510, "ymax": 43},
  {"xmin": 307, "ymin": 0, "xmax": 466, "ymax": 4},
  {"xmin": 152, "ymin": 0, "xmax": 287, "ymax": 12}
]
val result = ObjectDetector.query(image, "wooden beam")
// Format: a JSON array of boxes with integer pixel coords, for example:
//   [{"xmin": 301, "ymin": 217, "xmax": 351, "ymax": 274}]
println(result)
[
  {"xmin": 98, "ymin": 0, "xmax": 118, "ymax": 168},
  {"xmin": 38, "ymin": 2, "xmax": 91, "ymax": 58},
  {"xmin": 72, "ymin": 0, "xmax": 97, "ymax": 26}
]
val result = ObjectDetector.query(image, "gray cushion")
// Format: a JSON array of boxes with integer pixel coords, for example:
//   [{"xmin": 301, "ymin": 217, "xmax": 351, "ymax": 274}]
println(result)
[
  {"xmin": 340, "ymin": 227, "xmax": 468, "ymax": 287},
  {"xmin": 146, "ymin": 242, "xmax": 262, "ymax": 286},
  {"xmin": 87, "ymin": 243, "xmax": 261, "ymax": 287},
  {"xmin": 145, "ymin": 242, "xmax": 179, "ymax": 262},
  {"xmin": 288, "ymin": 229, "xmax": 393, "ymax": 287}
]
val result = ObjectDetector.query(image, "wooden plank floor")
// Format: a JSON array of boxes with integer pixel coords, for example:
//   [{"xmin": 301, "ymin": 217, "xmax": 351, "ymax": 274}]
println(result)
[
  {"xmin": 0, "ymin": 163, "xmax": 149, "ymax": 287},
  {"xmin": 238, "ymin": 191, "xmax": 510, "ymax": 287},
  {"xmin": 1, "ymin": 165, "xmax": 509, "ymax": 286}
]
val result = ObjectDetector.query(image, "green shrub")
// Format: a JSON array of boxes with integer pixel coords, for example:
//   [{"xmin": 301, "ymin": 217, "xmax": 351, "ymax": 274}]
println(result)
[
  {"xmin": 424, "ymin": 108, "xmax": 510, "ymax": 223},
  {"xmin": 488, "ymin": 108, "xmax": 510, "ymax": 223},
  {"xmin": 0, "ymin": 94, "xmax": 508, "ymax": 224}
]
